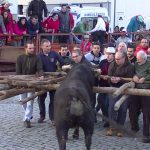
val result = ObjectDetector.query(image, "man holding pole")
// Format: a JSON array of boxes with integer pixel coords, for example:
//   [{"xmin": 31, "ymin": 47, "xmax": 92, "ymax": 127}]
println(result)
[
  {"xmin": 16, "ymin": 41, "xmax": 43, "ymax": 128},
  {"xmin": 129, "ymin": 50, "xmax": 150, "ymax": 143}
]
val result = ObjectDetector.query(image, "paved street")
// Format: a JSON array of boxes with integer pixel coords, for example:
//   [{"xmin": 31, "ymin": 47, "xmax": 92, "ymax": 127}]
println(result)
[{"xmin": 0, "ymin": 96, "xmax": 150, "ymax": 150}]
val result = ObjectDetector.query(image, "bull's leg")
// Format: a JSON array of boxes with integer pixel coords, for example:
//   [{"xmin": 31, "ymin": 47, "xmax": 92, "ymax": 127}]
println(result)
[
  {"xmin": 82, "ymin": 126, "xmax": 94, "ymax": 150},
  {"xmin": 72, "ymin": 125, "xmax": 79, "ymax": 139},
  {"xmin": 56, "ymin": 127, "xmax": 68, "ymax": 150}
]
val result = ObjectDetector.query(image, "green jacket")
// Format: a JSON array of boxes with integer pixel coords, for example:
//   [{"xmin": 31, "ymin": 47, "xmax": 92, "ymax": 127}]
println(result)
[
  {"xmin": 73, "ymin": 22, "xmax": 90, "ymax": 33},
  {"xmin": 135, "ymin": 60, "xmax": 150, "ymax": 89},
  {"xmin": 16, "ymin": 54, "xmax": 43, "ymax": 76}
]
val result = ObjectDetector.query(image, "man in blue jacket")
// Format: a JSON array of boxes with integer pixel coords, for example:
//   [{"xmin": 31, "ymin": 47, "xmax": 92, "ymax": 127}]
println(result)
[{"xmin": 38, "ymin": 39, "xmax": 64, "ymax": 126}]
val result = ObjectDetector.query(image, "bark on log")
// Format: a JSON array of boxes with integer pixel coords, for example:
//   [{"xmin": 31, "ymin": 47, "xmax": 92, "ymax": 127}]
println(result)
[
  {"xmin": 93, "ymin": 87, "xmax": 150, "ymax": 96},
  {"xmin": 0, "ymin": 80, "xmax": 8, "ymax": 84},
  {"xmin": 44, "ymin": 71, "xmax": 67, "ymax": 76},
  {"xmin": 19, "ymin": 90, "xmax": 46, "ymax": 105},
  {"xmin": 0, "ymin": 88, "xmax": 35, "ymax": 101},
  {"xmin": 27, "ymin": 76, "xmax": 65, "ymax": 87},
  {"xmin": 113, "ymin": 82, "xmax": 135, "ymax": 97},
  {"xmin": 114, "ymin": 95, "xmax": 129, "ymax": 111},
  {"xmin": 0, "ymin": 84, "xmax": 10, "ymax": 91}
]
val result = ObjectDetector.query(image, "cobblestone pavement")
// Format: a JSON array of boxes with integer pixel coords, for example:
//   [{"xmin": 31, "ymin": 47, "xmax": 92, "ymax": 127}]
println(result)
[{"xmin": 0, "ymin": 96, "xmax": 150, "ymax": 150}]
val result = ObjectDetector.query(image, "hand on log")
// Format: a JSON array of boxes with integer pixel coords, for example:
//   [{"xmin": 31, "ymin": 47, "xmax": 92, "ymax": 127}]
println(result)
[
  {"xmin": 114, "ymin": 95, "xmax": 129, "ymax": 111},
  {"xmin": 19, "ymin": 90, "xmax": 46, "ymax": 105},
  {"xmin": 113, "ymin": 82, "xmax": 135, "ymax": 97},
  {"xmin": 100, "ymin": 75, "xmax": 150, "ymax": 83}
]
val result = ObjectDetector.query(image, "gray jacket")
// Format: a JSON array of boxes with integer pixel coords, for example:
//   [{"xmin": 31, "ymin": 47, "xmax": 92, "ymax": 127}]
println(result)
[{"xmin": 0, "ymin": 15, "xmax": 6, "ymax": 33}]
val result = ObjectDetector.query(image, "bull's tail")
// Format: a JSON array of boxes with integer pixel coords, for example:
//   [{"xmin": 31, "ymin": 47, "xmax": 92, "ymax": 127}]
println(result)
[
  {"xmin": 65, "ymin": 87, "xmax": 93, "ymax": 116},
  {"xmin": 70, "ymin": 97, "xmax": 84, "ymax": 116}
]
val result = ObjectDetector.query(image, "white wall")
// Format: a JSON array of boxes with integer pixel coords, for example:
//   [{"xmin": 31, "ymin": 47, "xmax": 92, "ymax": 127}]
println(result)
[
  {"xmin": 9, "ymin": 0, "xmax": 18, "ymax": 14},
  {"xmin": 115, "ymin": 0, "xmax": 150, "ymax": 29},
  {"xmin": 18, "ymin": 0, "xmax": 108, "ymax": 5}
]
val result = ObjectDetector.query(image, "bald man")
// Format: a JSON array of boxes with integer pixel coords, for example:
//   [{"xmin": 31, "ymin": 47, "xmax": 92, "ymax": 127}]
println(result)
[{"xmin": 106, "ymin": 51, "xmax": 134, "ymax": 137}]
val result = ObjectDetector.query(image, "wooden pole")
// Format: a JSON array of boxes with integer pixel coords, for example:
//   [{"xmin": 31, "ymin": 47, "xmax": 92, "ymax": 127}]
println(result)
[
  {"xmin": 114, "ymin": 95, "xmax": 129, "ymax": 111},
  {"xmin": 19, "ymin": 90, "xmax": 46, "ymax": 105},
  {"xmin": 93, "ymin": 87, "xmax": 150, "ymax": 96},
  {"xmin": 113, "ymin": 82, "xmax": 135, "ymax": 97}
]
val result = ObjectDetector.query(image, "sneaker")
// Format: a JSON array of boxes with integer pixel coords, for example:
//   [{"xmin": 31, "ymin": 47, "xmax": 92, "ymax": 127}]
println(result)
[
  {"xmin": 38, "ymin": 117, "xmax": 45, "ymax": 123},
  {"xmin": 24, "ymin": 120, "xmax": 31, "ymax": 128},
  {"xmin": 116, "ymin": 132, "xmax": 123, "ymax": 137},
  {"xmin": 142, "ymin": 136, "xmax": 150, "ymax": 143},
  {"xmin": 106, "ymin": 127, "xmax": 116, "ymax": 136}
]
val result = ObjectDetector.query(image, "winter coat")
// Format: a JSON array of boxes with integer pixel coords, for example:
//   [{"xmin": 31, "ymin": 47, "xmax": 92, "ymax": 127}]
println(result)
[{"xmin": 27, "ymin": 0, "xmax": 48, "ymax": 21}]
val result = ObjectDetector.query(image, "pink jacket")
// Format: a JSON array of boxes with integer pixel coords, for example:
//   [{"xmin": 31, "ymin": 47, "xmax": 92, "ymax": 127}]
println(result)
[{"xmin": 14, "ymin": 23, "xmax": 27, "ymax": 35}]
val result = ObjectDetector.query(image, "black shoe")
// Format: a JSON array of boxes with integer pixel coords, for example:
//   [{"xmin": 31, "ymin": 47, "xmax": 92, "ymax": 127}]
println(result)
[
  {"xmin": 131, "ymin": 127, "xmax": 139, "ymax": 132},
  {"xmin": 142, "ymin": 136, "xmax": 150, "ymax": 143},
  {"xmin": 24, "ymin": 120, "xmax": 31, "ymax": 128},
  {"xmin": 103, "ymin": 122, "xmax": 110, "ymax": 128},
  {"xmin": 38, "ymin": 117, "xmax": 45, "ymax": 123}
]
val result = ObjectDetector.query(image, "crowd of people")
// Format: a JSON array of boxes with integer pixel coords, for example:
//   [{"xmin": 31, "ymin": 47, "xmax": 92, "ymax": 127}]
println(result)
[
  {"xmin": 16, "ymin": 36, "xmax": 150, "ymax": 144},
  {"xmin": 1, "ymin": 0, "xmax": 150, "ymax": 144}
]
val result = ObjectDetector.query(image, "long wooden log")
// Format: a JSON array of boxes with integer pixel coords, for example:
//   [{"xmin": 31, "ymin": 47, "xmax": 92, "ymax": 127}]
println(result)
[
  {"xmin": 113, "ymin": 82, "xmax": 135, "ymax": 97},
  {"xmin": 19, "ymin": 90, "xmax": 46, "ymax": 105},
  {"xmin": 27, "ymin": 76, "xmax": 65, "ymax": 86},
  {"xmin": 0, "ymin": 84, "xmax": 10, "ymax": 91},
  {"xmin": 114, "ymin": 95, "xmax": 129, "ymax": 111},
  {"xmin": 93, "ymin": 87, "xmax": 150, "ymax": 96},
  {"xmin": 100, "ymin": 75, "xmax": 150, "ymax": 84},
  {"xmin": 0, "ymin": 80, "xmax": 8, "ymax": 84},
  {"xmin": 0, "ymin": 88, "xmax": 35, "ymax": 101}
]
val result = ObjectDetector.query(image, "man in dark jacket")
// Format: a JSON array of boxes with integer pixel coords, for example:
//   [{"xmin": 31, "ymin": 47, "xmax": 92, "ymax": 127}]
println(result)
[
  {"xmin": 37, "ymin": 39, "xmax": 64, "ymax": 126},
  {"xmin": 27, "ymin": 15, "xmax": 39, "ymax": 37},
  {"xmin": 58, "ymin": 4, "xmax": 72, "ymax": 43},
  {"xmin": 106, "ymin": 51, "xmax": 134, "ymax": 137},
  {"xmin": 16, "ymin": 41, "xmax": 43, "ymax": 128},
  {"xmin": 96, "ymin": 47, "xmax": 115, "ymax": 127},
  {"xmin": 28, "ymin": 0, "xmax": 47, "ymax": 22}
]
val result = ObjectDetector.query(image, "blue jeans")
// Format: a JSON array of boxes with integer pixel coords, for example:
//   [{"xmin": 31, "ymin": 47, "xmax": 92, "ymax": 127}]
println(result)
[{"xmin": 108, "ymin": 95, "xmax": 128, "ymax": 125}]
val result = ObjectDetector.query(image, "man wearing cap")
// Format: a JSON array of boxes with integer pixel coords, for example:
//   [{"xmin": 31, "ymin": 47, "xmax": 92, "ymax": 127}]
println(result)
[
  {"xmin": 71, "ymin": 33, "xmax": 92, "ymax": 54},
  {"xmin": 0, "ymin": 0, "xmax": 13, "ymax": 26},
  {"xmin": 96, "ymin": 47, "xmax": 115, "ymax": 127},
  {"xmin": 116, "ymin": 28, "xmax": 131, "ymax": 46}
]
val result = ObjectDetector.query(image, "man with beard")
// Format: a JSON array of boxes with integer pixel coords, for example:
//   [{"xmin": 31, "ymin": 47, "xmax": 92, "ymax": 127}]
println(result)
[
  {"xmin": 127, "ymin": 44, "xmax": 136, "ymax": 64},
  {"xmin": 16, "ymin": 41, "xmax": 44, "ymax": 128}
]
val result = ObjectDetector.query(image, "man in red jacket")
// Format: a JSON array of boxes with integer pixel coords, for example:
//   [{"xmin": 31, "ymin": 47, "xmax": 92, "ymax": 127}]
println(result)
[{"xmin": 135, "ymin": 38, "xmax": 148, "ymax": 56}]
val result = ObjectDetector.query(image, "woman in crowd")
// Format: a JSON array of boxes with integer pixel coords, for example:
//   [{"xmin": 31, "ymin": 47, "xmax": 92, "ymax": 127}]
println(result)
[
  {"xmin": 13, "ymin": 17, "xmax": 27, "ymax": 46},
  {"xmin": 42, "ymin": 13, "xmax": 59, "ymax": 41}
]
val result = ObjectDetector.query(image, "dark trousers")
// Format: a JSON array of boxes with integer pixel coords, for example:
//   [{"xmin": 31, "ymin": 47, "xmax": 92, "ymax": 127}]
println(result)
[
  {"xmin": 108, "ymin": 95, "xmax": 128, "ymax": 125},
  {"xmin": 91, "ymin": 30, "xmax": 106, "ymax": 45},
  {"xmin": 128, "ymin": 95, "xmax": 141, "ymax": 131},
  {"xmin": 96, "ymin": 93, "xmax": 109, "ymax": 117},
  {"xmin": 129, "ymin": 95, "xmax": 150, "ymax": 136},
  {"xmin": 38, "ymin": 90, "xmax": 55, "ymax": 121},
  {"xmin": 141, "ymin": 96, "xmax": 150, "ymax": 137}
]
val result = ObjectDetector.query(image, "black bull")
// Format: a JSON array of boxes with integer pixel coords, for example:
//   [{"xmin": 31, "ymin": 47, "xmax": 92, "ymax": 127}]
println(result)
[{"xmin": 54, "ymin": 64, "xmax": 95, "ymax": 150}]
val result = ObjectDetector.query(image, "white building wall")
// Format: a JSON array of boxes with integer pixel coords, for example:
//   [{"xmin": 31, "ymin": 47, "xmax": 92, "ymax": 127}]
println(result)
[
  {"xmin": 18, "ymin": 0, "xmax": 108, "ymax": 5},
  {"xmin": 17, "ymin": 0, "xmax": 150, "ymax": 30}
]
